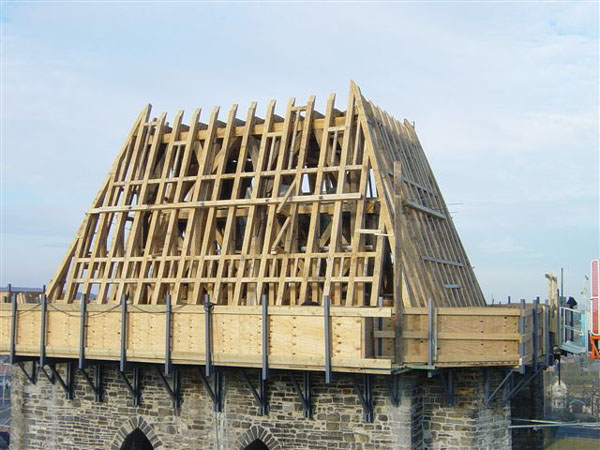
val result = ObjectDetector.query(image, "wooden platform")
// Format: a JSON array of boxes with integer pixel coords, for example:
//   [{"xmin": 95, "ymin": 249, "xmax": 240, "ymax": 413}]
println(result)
[
  {"xmin": 0, "ymin": 302, "xmax": 548, "ymax": 373},
  {"xmin": 0, "ymin": 84, "xmax": 547, "ymax": 374}
]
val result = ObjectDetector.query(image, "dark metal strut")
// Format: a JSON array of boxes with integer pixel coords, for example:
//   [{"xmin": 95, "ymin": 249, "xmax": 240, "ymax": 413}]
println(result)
[
  {"xmin": 504, "ymin": 366, "xmax": 544, "ymax": 403},
  {"xmin": 199, "ymin": 366, "xmax": 223, "ymax": 412},
  {"xmin": 17, "ymin": 361, "xmax": 37, "ymax": 384},
  {"xmin": 242, "ymin": 369, "xmax": 268, "ymax": 415},
  {"xmin": 156, "ymin": 367, "xmax": 181, "ymax": 409},
  {"xmin": 48, "ymin": 362, "xmax": 75, "ymax": 399},
  {"xmin": 204, "ymin": 295, "xmax": 213, "ymax": 377},
  {"xmin": 118, "ymin": 366, "xmax": 141, "ymax": 406},
  {"xmin": 439, "ymin": 370, "xmax": 455, "ymax": 406},
  {"xmin": 352, "ymin": 373, "xmax": 374, "ymax": 422},
  {"xmin": 80, "ymin": 364, "xmax": 103, "ymax": 402},
  {"xmin": 484, "ymin": 369, "xmax": 513, "ymax": 405},
  {"xmin": 289, "ymin": 371, "xmax": 312, "ymax": 418},
  {"xmin": 120, "ymin": 294, "xmax": 128, "ymax": 372},
  {"xmin": 389, "ymin": 373, "xmax": 401, "ymax": 407}
]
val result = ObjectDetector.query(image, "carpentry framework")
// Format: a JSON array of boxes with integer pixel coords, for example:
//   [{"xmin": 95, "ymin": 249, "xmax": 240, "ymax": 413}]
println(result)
[
  {"xmin": 1, "ymin": 83, "xmax": 559, "ymax": 420},
  {"xmin": 45, "ymin": 82, "xmax": 483, "ymax": 309}
]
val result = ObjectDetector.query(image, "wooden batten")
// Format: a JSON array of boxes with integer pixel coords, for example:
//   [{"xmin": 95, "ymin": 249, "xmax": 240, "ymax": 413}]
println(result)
[
  {"xmin": 2, "ymin": 82, "xmax": 508, "ymax": 373},
  {"xmin": 44, "ymin": 82, "xmax": 484, "ymax": 311},
  {"xmin": 0, "ymin": 302, "xmax": 548, "ymax": 371}
]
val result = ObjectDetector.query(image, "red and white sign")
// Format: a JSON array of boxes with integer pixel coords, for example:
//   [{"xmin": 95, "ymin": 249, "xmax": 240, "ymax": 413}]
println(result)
[{"xmin": 592, "ymin": 259, "xmax": 599, "ymax": 335}]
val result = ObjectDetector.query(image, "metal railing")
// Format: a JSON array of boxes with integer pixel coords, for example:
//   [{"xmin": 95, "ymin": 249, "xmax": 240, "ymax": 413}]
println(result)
[{"xmin": 559, "ymin": 307, "xmax": 587, "ymax": 353}]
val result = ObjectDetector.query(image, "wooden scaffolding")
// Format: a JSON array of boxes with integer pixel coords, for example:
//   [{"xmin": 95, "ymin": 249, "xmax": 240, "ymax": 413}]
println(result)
[
  {"xmin": 46, "ymin": 82, "xmax": 484, "ymax": 309},
  {"xmin": 4, "ymin": 83, "xmax": 554, "ymax": 386}
]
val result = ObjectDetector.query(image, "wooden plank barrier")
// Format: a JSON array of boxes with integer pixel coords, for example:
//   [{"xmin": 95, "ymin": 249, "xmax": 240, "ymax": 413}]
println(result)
[
  {"xmin": 0, "ymin": 303, "xmax": 549, "ymax": 371},
  {"xmin": 400, "ymin": 306, "xmax": 547, "ymax": 368},
  {"xmin": 0, "ymin": 304, "xmax": 393, "ymax": 374}
]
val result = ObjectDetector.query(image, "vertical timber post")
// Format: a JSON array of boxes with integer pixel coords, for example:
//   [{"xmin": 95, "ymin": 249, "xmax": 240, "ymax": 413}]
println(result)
[
  {"xmin": 324, "ymin": 294, "xmax": 332, "ymax": 384},
  {"xmin": 393, "ymin": 161, "xmax": 404, "ymax": 365}
]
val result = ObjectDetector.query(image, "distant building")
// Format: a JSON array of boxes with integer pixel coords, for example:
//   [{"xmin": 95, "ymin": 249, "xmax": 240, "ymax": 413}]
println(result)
[
  {"xmin": 569, "ymin": 398, "xmax": 587, "ymax": 414},
  {"xmin": 550, "ymin": 380, "xmax": 568, "ymax": 411}
]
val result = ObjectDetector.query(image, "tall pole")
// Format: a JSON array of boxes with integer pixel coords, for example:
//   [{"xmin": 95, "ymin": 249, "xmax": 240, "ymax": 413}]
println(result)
[{"xmin": 560, "ymin": 267, "xmax": 564, "ymax": 305}]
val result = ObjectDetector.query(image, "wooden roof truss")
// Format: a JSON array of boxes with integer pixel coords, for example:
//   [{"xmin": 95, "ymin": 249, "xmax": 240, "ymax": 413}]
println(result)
[{"xmin": 47, "ymin": 82, "xmax": 484, "ymax": 308}]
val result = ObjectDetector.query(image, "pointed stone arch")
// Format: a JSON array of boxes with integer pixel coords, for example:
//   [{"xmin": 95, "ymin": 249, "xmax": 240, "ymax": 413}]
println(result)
[
  {"xmin": 235, "ymin": 425, "xmax": 282, "ymax": 450},
  {"xmin": 110, "ymin": 417, "xmax": 163, "ymax": 450}
]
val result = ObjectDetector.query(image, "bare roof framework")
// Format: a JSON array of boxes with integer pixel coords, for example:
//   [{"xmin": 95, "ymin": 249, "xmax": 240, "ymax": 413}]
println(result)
[{"xmin": 47, "ymin": 82, "xmax": 484, "ymax": 308}]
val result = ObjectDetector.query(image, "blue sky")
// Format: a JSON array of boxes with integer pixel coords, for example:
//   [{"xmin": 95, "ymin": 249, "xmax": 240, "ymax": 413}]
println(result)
[{"xmin": 0, "ymin": 1, "xmax": 598, "ymax": 303}]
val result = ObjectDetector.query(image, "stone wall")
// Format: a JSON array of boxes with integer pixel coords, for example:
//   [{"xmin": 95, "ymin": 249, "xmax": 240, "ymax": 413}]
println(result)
[
  {"xmin": 511, "ymin": 368, "xmax": 545, "ymax": 450},
  {"xmin": 10, "ymin": 364, "xmax": 511, "ymax": 450}
]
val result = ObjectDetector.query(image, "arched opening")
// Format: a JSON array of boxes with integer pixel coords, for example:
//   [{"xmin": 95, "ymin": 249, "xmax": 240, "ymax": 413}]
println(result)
[
  {"xmin": 244, "ymin": 439, "xmax": 269, "ymax": 450},
  {"xmin": 120, "ymin": 428, "xmax": 154, "ymax": 450}
]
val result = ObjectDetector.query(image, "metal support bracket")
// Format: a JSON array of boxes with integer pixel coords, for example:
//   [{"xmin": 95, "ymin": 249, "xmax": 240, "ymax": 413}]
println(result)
[
  {"xmin": 39, "ymin": 364, "xmax": 55, "ymax": 384},
  {"xmin": 324, "ymin": 294, "xmax": 332, "ymax": 384},
  {"xmin": 48, "ymin": 362, "xmax": 75, "ymax": 400},
  {"xmin": 352, "ymin": 373, "xmax": 374, "ymax": 422},
  {"xmin": 544, "ymin": 299, "xmax": 553, "ymax": 367},
  {"xmin": 289, "ymin": 371, "xmax": 312, "ymax": 418},
  {"xmin": 199, "ymin": 367, "xmax": 223, "ymax": 412},
  {"xmin": 504, "ymin": 367, "xmax": 544, "ymax": 403},
  {"xmin": 39, "ymin": 293, "xmax": 48, "ymax": 367},
  {"xmin": 242, "ymin": 369, "xmax": 268, "ymax": 415},
  {"xmin": 204, "ymin": 295, "xmax": 214, "ymax": 377},
  {"xmin": 120, "ymin": 295, "xmax": 128, "ymax": 372},
  {"xmin": 261, "ymin": 293, "xmax": 269, "ymax": 381},
  {"xmin": 427, "ymin": 298, "xmax": 436, "ymax": 367},
  {"xmin": 518, "ymin": 299, "xmax": 526, "ymax": 374},
  {"xmin": 156, "ymin": 367, "xmax": 181, "ymax": 409},
  {"xmin": 118, "ymin": 366, "xmax": 141, "ymax": 406},
  {"xmin": 9, "ymin": 286, "xmax": 16, "ymax": 364},
  {"xmin": 484, "ymin": 370, "xmax": 513, "ymax": 405},
  {"xmin": 502, "ymin": 371, "xmax": 514, "ymax": 403},
  {"xmin": 389, "ymin": 373, "xmax": 401, "ymax": 407},
  {"xmin": 79, "ymin": 294, "xmax": 87, "ymax": 369},
  {"xmin": 17, "ymin": 361, "xmax": 37, "ymax": 384},
  {"xmin": 532, "ymin": 298, "xmax": 539, "ymax": 372},
  {"xmin": 80, "ymin": 364, "xmax": 103, "ymax": 402},
  {"xmin": 165, "ymin": 293, "xmax": 172, "ymax": 375},
  {"xmin": 439, "ymin": 370, "xmax": 455, "ymax": 406}
]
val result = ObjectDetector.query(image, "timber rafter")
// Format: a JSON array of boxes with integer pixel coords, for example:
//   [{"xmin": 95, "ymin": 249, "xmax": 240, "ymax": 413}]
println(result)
[{"xmin": 46, "ymin": 82, "xmax": 484, "ymax": 308}]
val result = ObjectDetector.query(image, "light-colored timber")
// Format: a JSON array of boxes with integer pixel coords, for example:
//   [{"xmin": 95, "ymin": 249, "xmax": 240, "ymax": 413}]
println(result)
[
  {"xmin": 44, "ymin": 82, "xmax": 484, "ymax": 309},
  {"xmin": 4, "ymin": 82, "xmax": 548, "ymax": 373},
  {"xmin": 0, "ymin": 302, "xmax": 548, "ymax": 372}
]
